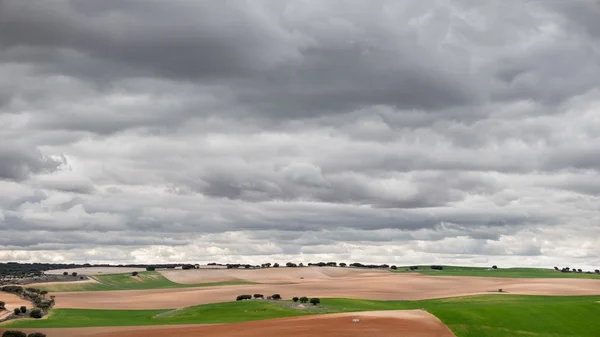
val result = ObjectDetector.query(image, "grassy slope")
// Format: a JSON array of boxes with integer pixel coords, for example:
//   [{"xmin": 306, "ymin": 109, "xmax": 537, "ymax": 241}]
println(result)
[
  {"xmin": 36, "ymin": 271, "xmax": 256, "ymax": 292},
  {"xmin": 391, "ymin": 265, "xmax": 600, "ymax": 279},
  {"xmin": 4, "ymin": 295, "xmax": 600, "ymax": 337}
]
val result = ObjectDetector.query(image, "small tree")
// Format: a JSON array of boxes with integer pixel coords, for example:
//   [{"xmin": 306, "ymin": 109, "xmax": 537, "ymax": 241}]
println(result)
[
  {"xmin": 299, "ymin": 296, "xmax": 309, "ymax": 303},
  {"xmin": 0, "ymin": 300, "xmax": 5, "ymax": 310},
  {"xmin": 273, "ymin": 263, "xmax": 280, "ymax": 268},
  {"xmin": 595, "ymin": 270, "xmax": 599, "ymax": 274},
  {"xmin": 339, "ymin": 263, "xmax": 347, "ymax": 267},
  {"xmin": 271, "ymin": 294, "xmax": 281, "ymax": 300},
  {"xmin": 27, "ymin": 333, "xmax": 47, "ymax": 337},
  {"xmin": 492, "ymin": 265, "xmax": 498, "ymax": 269},
  {"xmin": 63, "ymin": 272, "xmax": 68, "ymax": 276},
  {"xmin": 29, "ymin": 309, "xmax": 43, "ymax": 319},
  {"xmin": 132, "ymin": 272, "xmax": 139, "ymax": 276},
  {"xmin": 310, "ymin": 298, "xmax": 320, "ymax": 305},
  {"xmin": 40, "ymin": 290, "xmax": 48, "ymax": 298},
  {"xmin": 146, "ymin": 267, "xmax": 156, "ymax": 271},
  {"xmin": 14, "ymin": 308, "xmax": 21, "ymax": 315},
  {"xmin": 390, "ymin": 265, "xmax": 397, "ymax": 270},
  {"xmin": 20, "ymin": 306, "xmax": 27, "ymax": 313},
  {"xmin": 236, "ymin": 294, "xmax": 252, "ymax": 301},
  {"xmin": 71, "ymin": 272, "xmax": 78, "ymax": 277},
  {"xmin": 253, "ymin": 294, "xmax": 264, "ymax": 299},
  {"xmin": 2, "ymin": 331, "xmax": 26, "ymax": 337},
  {"xmin": 292, "ymin": 297, "xmax": 299, "ymax": 302}
]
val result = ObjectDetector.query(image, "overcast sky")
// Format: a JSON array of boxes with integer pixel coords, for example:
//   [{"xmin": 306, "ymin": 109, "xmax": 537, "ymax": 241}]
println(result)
[{"xmin": 1, "ymin": 0, "xmax": 599, "ymax": 269}]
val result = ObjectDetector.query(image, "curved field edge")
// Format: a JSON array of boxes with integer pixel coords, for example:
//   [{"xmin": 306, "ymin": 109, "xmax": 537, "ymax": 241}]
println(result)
[
  {"xmin": 390, "ymin": 265, "xmax": 600, "ymax": 279},
  {"xmin": 34, "ymin": 271, "xmax": 257, "ymax": 292},
  {"xmin": 3, "ymin": 295, "xmax": 600, "ymax": 337}
]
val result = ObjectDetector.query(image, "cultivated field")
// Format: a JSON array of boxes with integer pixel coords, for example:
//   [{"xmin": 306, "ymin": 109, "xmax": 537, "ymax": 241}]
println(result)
[{"xmin": 2, "ymin": 266, "xmax": 600, "ymax": 337}]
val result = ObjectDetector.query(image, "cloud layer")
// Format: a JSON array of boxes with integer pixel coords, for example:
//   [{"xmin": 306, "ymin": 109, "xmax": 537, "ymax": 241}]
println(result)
[{"xmin": 1, "ymin": 0, "xmax": 599, "ymax": 269}]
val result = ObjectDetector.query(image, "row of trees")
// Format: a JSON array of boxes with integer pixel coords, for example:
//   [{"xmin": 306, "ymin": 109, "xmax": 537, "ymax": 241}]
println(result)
[
  {"xmin": 554, "ymin": 267, "xmax": 600, "ymax": 274},
  {"xmin": 236, "ymin": 293, "xmax": 281, "ymax": 301},
  {"xmin": 1, "ymin": 286, "xmax": 54, "ymax": 319},
  {"xmin": 3, "ymin": 332, "xmax": 46, "ymax": 337}
]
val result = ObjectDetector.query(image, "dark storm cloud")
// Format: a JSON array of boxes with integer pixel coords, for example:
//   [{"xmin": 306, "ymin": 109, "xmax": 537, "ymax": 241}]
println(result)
[{"xmin": 1, "ymin": 0, "xmax": 600, "ymax": 266}]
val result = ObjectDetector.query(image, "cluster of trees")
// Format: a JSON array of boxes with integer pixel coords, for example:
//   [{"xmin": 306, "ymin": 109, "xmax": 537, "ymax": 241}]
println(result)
[
  {"xmin": 349, "ymin": 263, "xmax": 390, "ymax": 269},
  {"xmin": 554, "ymin": 267, "xmax": 598, "ymax": 274},
  {"xmin": 236, "ymin": 293, "xmax": 281, "ymax": 301},
  {"xmin": 0, "ymin": 286, "xmax": 53, "ymax": 318},
  {"xmin": 308, "ymin": 262, "xmax": 338, "ymax": 267},
  {"xmin": 292, "ymin": 296, "xmax": 320, "ymax": 305},
  {"xmin": 2, "ymin": 331, "xmax": 46, "ymax": 337},
  {"xmin": 430, "ymin": 266, "xmax": 444, "ymax": 270}
]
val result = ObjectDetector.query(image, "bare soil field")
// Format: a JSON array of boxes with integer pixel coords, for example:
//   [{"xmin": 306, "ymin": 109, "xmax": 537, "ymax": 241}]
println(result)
[
  {"xmin": 6, "ymin": 310, "xmax": 456, "ymax": 337},
  {"xmin": 159, "ymin": 266, "xmax": 387, "ymax": 284},
  {"xmin": 44, "ymin": 267, "xmax": 146, "ymax": 276},
  {"xmin": 0, "ymin": 293, "xmax": 30, "ymax": 320},
  {"xmin": 51, "ymin": 270, "xmax": 600, "ymax": 309}
]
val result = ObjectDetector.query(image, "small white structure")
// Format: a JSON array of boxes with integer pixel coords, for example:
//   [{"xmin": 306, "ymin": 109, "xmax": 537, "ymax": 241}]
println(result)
[{"xmin": 352, "ymin": 318, "xmax": 360, "ymax": 323}]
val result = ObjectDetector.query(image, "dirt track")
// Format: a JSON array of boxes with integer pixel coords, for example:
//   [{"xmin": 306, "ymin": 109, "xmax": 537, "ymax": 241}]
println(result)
[
  {"xmin": 50, "ymin": 269, "xmax": 600, "ymax": 309},
  {"xmin": 3, "ymin": 310, "xmax": 456, "ymax": 337}
]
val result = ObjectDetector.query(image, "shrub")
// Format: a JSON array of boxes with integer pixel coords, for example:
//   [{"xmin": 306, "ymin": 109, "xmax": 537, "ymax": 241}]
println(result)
[
  {"xmin": 80, "ymin": 276, "xmax": 84, "ymax": 280},
  {"xmin": 339, "ymin": 263, "xmax": 347, "ymax": 267},
  {"xmin": 390, "ymin": 265, "xmax": 397, "ymax": 270},
  {"xmin": 409, "ymin": 266, "xmax": 419, "ymax": 270},
  {"xmin": 132, "ymin": 272, "xmax": 139, "ymax": 276},
  {"xmin": 236, "ymin": 294, "xmax": 252, "ymax": 301},
  {"xmin": 492, "ymin": 265, "xmax": 498, "ymax": 269},
  {"xmin": 253, "ymin": 294, "xmax": 264, "ymax": 299},
  {"xmin": 299, "ymin": 296, "xmax": 309, "ymax": 303},
  {"xmin": 310, "ymin": 297, "xmax": 320, "ymax": 305},
  {"xmin": 29, "ymin": 309, "xmax": 43, "ymax": 319},
  {"xmin": 430, "ymin": 265, "xmax": 443, "ymax": 270},
  {"xmin": 595, "ymin": 270, "xmax": 599, "ymax": 274},
  {"xmin": 292, "ymin": 297, "xmax": 299, "ymax": 302},
  {"xmin": 146, "ymin": 267, "xmax": 156, "ymax": 271},
  {"xmin": 14, "ymin": 308, "xmax": 21, "ymax": 315},
  {"xmin": 20, "ymin": 306, "xmax": 26, "ymax": 313},
  {"xmin": 498, "ymin": 289, "xmax": 503, "ymax": 292},
  {"xmin": 273, "ymin": 263, "xmax": 279, "ymax": 268},
  {"xmin": 271, "ymin": 294, "xmax": 281, "ymax": 300},
  {"xmin": 63, "ymin": 272, "xmax": 68, "ymax": 276},
  {"xmin": 0, "ymin": 300, "xmax": 5, "ymax": 309},
  {"xmin": 71, "ymin": 272, "xmax": 78, "ymax": 277},
  {"xmin": 27, "ymin": 333, "xmax": 47, "ymax": 337},
  {"xmin": 2, "ymin": 331, "xmax": 26, "ymax": 337},
  {"xmin": 554, "ymin": 266, "xmax": 559, "ymax": 271}
]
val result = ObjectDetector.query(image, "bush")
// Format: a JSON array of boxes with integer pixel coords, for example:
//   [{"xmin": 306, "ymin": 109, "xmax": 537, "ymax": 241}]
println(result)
[
  {"xmin": 430, "ymin": 265, "xmax": 443, "ymax": 270},
  {"xmin": 14, "ymin": 308, "xmax": 21, "ymax": 315},
  {"xmin": 390, "ymin": 265, "xmax": 397, "ymax": 270},
  {"xmin": 63, "ymin": 272, "xmax": 69, "ymax": 276},
  {"xmin": 0, "ymin": 300, "xmax": 5, "ymax": 310},
  {"xmin": 409, "ymin": 266, "xmax": 419, "ymax": 270},
  {"xmin": 146, "ymin": 267, "xmax": 156, "ymax": 271},
  {"xmin": 132, "ymin": 272, "xmax": 139, "ymax": 276},
  {"xmin": 299, "ymin": 296, "xmax": 309, "ymax": 303},
  {"xmin": 273, "ymin": 263, "xmax": 279, "ymax": 268},
  {"xmin": 498, "ymin": 289, "xmax": 503, "ymax": 292},
  {"xmin": 29, "ymin": 309, "xmax": 43, "ymax": 319},
  {"xmin": 253, "ymin": 294, "xmax": 264, "ymax": 299},
  {"xmin": 595, "ymin": 270, "xmax": 599, "ymax": 274},
  {"xmin": 20, "ymin": 306, "xmax": 26, "ymax": 313},
  {"xmin": 27, "ymin": 333, "xmax": 47, "ymax": 337},
  {"xmin": 339, "ymin": 263, "xmax": 347, "ymax": 267},
  {"xmin": 492, "ymin": 265, "xmax": 498, "ymax": 269},
  {"xmin": 310, "ymin": 297, "xmax": 320, "ymax": 305},
  {"xmin": 271, "ymin": 294, "xmax": 281, "ymax": 300},
  {"xmin": 71, "ymin": 272, "xmax": 78, "ymax": 277},
  {"xmin": 292, "ymin": 297, "xmax": 299, "ymax": 302},
  {"xmin": 2, "ymin": 331, "xmax": 26, "ymax": 337},
  {"xmin": 236, "ymin": 294, "xmax": 252, "ymax": 301}
]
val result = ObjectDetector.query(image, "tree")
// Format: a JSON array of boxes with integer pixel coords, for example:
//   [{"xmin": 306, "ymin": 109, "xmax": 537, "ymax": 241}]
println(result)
[
  {"xmin": 253, "ymin": 294, "xmax": 264, "ymax": 299},
  {"xmin": 271, "ymin": 294, "xmax": 281, "ymax": 300},
  {"xmin": 339, "ymin": 263, "xmax": 347, "ymax": 267},
  {"xmin": 553, "ymin": 266, "xmax": 559, "ymax": 271},
  {"xmin": 390, "ymin": 265, "xmax": 397, "ymax": 270},
  {"xmin": 595, "ymin": 270, "xmax": 599, "ymax": 274},
  {"xmin": 577, "ymin": 269, "xmax": 583, "ymax": 273},
  {"xmin": 62, "ymin": 272, "xmax": 68, "ymax": 276},
  {"xmin": 299, "ymin": 296, "xmax": 309, "ymax": 303},
  {"xmin": 20, "ymin": 306, "xmax": 26, "ymax": 313},
  {"xmin": 492, "ymin": 265, "xmax": 498, "ymax": 269},
  {"xmin": 146, "ymin": 267, "xmax": 156, "ymax": 271},
  {"xmin": 71, "ymin": 272, "xmax": 78, "ymax": 277},
  {"xmin": 14, "ymin": 308, "xmax": 21, "ymax": 315},
  {"xmin": 2, "ymin": 331, "xmax": 26, "ymax": 337},
  {"xmin": 40, "ymin": 290, "xmax": 48, "ymax": 298},
  {"xmin": 27, "ymin": 333, "xmax": 47, "ymax": 337},
  {"xmin": 236, "ymin": 295, "xmax": 252, "ymax": 301},
  {"xmin": 310, "ymin": 298, "xmax": 320, "ymax": 305},
  {"xmin": 292, "ymin": 297, "xmax": 299, "ymax": 302},
  {"xmin": 409, "ymin": 266, "xmax": 419, "ymax": 270},
  {"xmin": 132, "ymin": 272, "xmax": 139, "ymax": 276},
  {"xmin": 0, "ymin": 301, "xmax": 5, "ymax": 310},
  {"xmin": 273, "ymin": 263, "xmax": 279, "ymax": 268},
  {"xmin": 29, "ymin": 309, "xmax": 43, "ymax": 319}
]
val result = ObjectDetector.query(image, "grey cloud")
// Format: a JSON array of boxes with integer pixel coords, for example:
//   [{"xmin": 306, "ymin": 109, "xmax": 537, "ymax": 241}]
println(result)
[{"xmin": 0, "ymin": 144, "xmax": 64, "ymax": 180}]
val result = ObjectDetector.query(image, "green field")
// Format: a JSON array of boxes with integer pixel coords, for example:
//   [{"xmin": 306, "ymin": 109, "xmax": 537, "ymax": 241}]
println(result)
[
  {"xmin": 4, "ymin": 295, "xmax": 600, "ymax": 337},
  {"xmin": 36, "ymin": 271, "xmax": 256, "ymax": 292},
  {"xmin": 391, "ymin": 265, "xmax": 600, "ymax": 279}
]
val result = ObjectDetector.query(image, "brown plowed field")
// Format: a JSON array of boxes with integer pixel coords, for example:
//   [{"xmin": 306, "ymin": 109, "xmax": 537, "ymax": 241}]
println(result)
[
  {"xmin": 5, "ymin": 310, "xmax": 456, "ymax": 337},
  {"xmin": 51, "ymin": 271, "xmax": 600, "ymax": 309}
]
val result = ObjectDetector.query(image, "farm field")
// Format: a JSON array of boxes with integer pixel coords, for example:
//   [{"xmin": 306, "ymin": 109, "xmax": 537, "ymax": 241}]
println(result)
[
  {"xmin": 2, "ymin": 266, "xmax": 600, "ymax": 337},
  {"xmin": 3, "ymin": 295, "xmax": 600, "ymax": 337},
  {"xmin": 391, "ymin": 266, "xmax": 600, "ymax": 279},
  {"xmin": 34, "ymin": 271, "xmax": 256, "ymax": 292}
]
